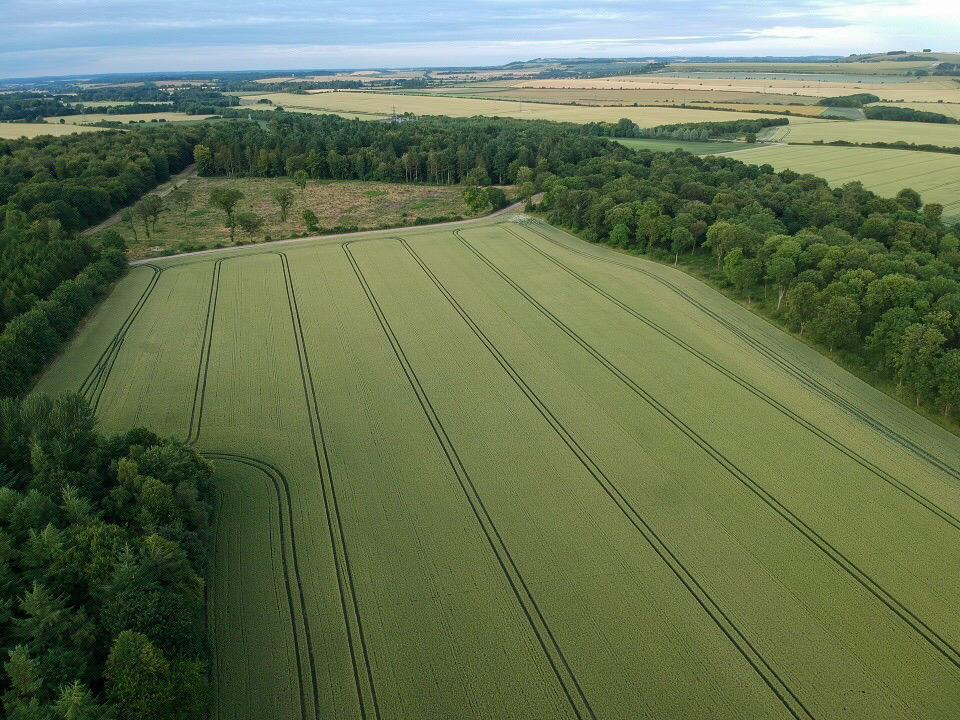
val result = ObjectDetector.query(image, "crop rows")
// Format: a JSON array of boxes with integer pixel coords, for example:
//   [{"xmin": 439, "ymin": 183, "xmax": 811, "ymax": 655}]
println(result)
[{"xmin": 36, "ymin": 220, "xmax": 960, "ymax": 719}]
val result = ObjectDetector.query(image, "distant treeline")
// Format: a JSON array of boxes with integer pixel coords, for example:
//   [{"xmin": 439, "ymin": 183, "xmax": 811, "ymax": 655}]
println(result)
[
  {"xmin": 222, "ymin": 78, "xmax": 431, "ymax": 93},
  {"xmin": 933, "ymin": 63, "xmax": 960, "ymax": 77},
  {"xmin": 584, "ymin": 116, "xmax": 788, "ymax": 141},
  {"xmin": 0, "ymin": 87, "xmax": 238, "ymax": 123},
  {"xmin": 0, "ymin": 96, "xmax": 79, "ymax": 123},
  {"xmin": 534, "ymin": 61, "xmax": 667, "ymax": 80},
  {"xmin": 0, "ymin": 393, "xmax": 213, "ymax": 719},
  {"xmin": 817, "ymin": 93, "xmax": 881, "ymax": 108},
  {"xmin": 863, "ymin": 105, "xmax": 959, "ymax": 124}
]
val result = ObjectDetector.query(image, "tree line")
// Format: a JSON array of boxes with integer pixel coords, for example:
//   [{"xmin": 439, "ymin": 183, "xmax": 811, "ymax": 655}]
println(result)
[
  {"xmin": 584, "ymin": 117, "xmax": 788, "ymax": 141},
  {"xmin": 863, "ymin": 105, "xmax": 959, "ymax": 124},
  {"xmin": 538, "ymin": 142, "xmax": 960, "ymax": 419},
  {"xmin": 0, "ymin": 89, "xmax": 238, "ymax": 124},
  {"xmin": 0, "ymin": 393, "xmax": 214, "ymax": 720}
]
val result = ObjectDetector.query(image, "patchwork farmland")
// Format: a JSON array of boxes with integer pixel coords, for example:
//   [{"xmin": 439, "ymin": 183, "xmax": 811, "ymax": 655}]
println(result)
[
  {"xmin": 38, "ymin": 218, "xmax": 960, "ymax": 720},
  {"xmin": 237, "ymin": 91, "xmax": 799, "ymax": 125}
]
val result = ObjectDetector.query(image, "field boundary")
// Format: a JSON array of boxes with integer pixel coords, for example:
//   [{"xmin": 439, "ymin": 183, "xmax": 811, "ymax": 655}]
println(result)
[
  {"xmin": 344, "ymin": 241, "xmax": 597, "ymax": 720},
  {"xmin": 456, "ymin": 228, "xmax": 960, "ymax": 672},
  {"xmin": 398, "ymin": 236, "xmax": 814, "ymax": 720},
  {"xmin": 504, "ymin": 224, "xmax": 960, "ymax": 531}
]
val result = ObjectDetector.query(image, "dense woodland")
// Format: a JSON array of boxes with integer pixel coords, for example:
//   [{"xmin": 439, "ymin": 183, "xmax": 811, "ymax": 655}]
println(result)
[
  {"xmin": 0, "ymin": 88, "xmax": 237, "ymax": 123},
  {"xmin": 0, "ymin": 393, "xmax": 213, "ymax": 719},
  {"xmin": 587, "ymin": 117, "xmax": 788, "ymax": 141}
]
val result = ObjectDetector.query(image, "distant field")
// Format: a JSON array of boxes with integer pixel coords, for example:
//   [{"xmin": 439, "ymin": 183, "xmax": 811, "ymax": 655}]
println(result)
[
  {"xmin": 38, "ymin": 217, "xmax": 960, "ymax": 720},
  {"xmin": 720, "ymin": 144, "xmax": 960, "ymax": 218},
  {"xmin": 0, "ymin": 122, "xmax": 106, "ymax": 138},
  {"xmin": 413, "ymin": 85, "xmax": 820, "ymax": 107},
  {"xmin": 616, "ymin": 137, "xmax": 746, "ymax": 154},
  {"xmin": 115, "ymin": 177, "xmax": 487, "ymax": 258},
  {"xmin": 242, "ymin": 91, "xmax": 797, "ymax": 126},
  {"xmin": 525, "ymin": 77, "xmax": 960, "ymax": 103},
  {"xmin": 763, "ymin": 118, "xmax": 960, "ymax": 146},
  {"xmin": 664, "ymin": 61, "xmax": 935, "ymax": 75},
  {"xmin": 688, "ymin": 102, "xmax": 828, "ymax": 117},
  {"xmin": 47, "ymin": 112, "xmax": 212, "ymax": 125},
  {"xmin": 65, "ymin": 100, "xmax": 174, "ymax": 108},
  {"xmin": 869, "ymin": 102, "xmax": 960, "ymax": 120}
]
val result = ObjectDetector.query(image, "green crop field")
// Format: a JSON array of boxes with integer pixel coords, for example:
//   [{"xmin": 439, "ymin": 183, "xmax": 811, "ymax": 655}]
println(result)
[
  {"xmin": 0, "ymin": 122, "xmax": 106, "ymax": 138},
  {"xmin": 37, "ymin": 218, "xmax": 960, "ymax": 719},
  {"xmin": 866, "ymin": 102, "xmax": 960, "ymax": 120},
  {"xmin": 762, "ymin": 117, "xmax": 960, "ymax": 146},
  {"xmin": 719, "ymin": 144, "xmax": 960, "ymax": 218},
  {"xmin": 615, "ymin": 137, "xmax": 746, "ymax": 154}
]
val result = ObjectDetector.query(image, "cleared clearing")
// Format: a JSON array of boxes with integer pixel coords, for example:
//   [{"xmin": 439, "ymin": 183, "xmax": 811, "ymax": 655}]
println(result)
[
  {"xmin": 0, "ymin": 122, "xmax": 106, "ymax": 138},
  {"xmin": 240, "ymin": 91, "xmax": 798, "ymax": 125},
  {"xmin": 36, "ymin": 215, "xmax": 960, "ymax": 719},
  {"xmin": 114, "ymin": 177, "xmax": 488, "ymax": 258},
  {"xmin": 763, "ymin": 117, "xmax": 960, "ymax": 146},
  {"xmin": 723, "ymin": 144, "xmax": 960, "ymax": 218}
]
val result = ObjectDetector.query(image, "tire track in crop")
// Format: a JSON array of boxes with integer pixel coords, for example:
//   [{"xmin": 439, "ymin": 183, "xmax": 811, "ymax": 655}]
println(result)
[
  {"xmin": 501, "ymin": 225, "xmax": 960, "ymax": 533},
  {"xmin": 79, "ymin": 263, "xmax": 164, "ymax": 411},
  {"xmin": 203, "ymin": 452, "xmax": 314, "ymax": 720},
  {"xmin": 457, "ymin": 228, "xmax": 960, "ymax": 674},
  {"xmin": 278, "ymin": 251, "xmax": 381, "ymax": 720},
  {"xmin": 398, "ymin": 237, "xmax": 814, "ymax": 720},
  {"xmin": 512, "ymin": 218, "xmax": 960, "ymax": 487},
  {"xmin": 343, "ymin": 242, "xmax": 596, "ymax": 720},
  {"xmin": 186, "ymin": 259, "xmax": 222, "ymax": 445},
  {"xmin": 184, "ymin": 256, "xmax": 321, "ymax": 719}
]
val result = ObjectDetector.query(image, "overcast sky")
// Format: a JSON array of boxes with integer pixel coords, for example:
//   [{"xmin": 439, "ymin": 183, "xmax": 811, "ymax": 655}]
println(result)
[{"xmin": 2, "ymin": 0, "xmax": 959, "ymax": 78}]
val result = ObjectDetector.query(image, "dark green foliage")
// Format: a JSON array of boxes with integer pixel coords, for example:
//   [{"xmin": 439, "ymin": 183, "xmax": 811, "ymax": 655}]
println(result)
[
  {"xmin": 817, "ymin": 93, "xmax": 881, "ymax": 108},
  {"xmin": 0, "ymin": 243, "xmax": 126, "ymax": 398},
  {"xmin": 464, "ymin": 186, "xmax": 508, "ymax": 213},
  {"xmin": 541, "ymin": 143, "xmax": 960, "ymax": 417},
  {"xmin": 0, "ymin": 96, "xmax": 78, "ymax": 123},
  {"xmin": 863, "ymin": 106, "xmax": 959, "ymax": 124},
  {"xmin": 584, "ymin": 117, "xmax": 789, "ymax": 140},
  {"xmin": 195, "ymin": 111, "xmax": 622, "ymax": 185},
  {"xmin": 0, "ymin": 394, "xmax": 213, "ymax": 719}
]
